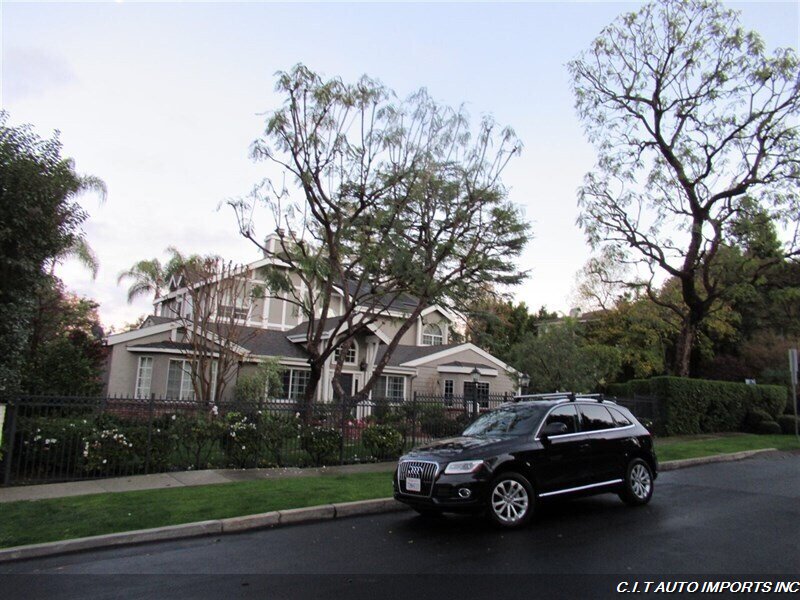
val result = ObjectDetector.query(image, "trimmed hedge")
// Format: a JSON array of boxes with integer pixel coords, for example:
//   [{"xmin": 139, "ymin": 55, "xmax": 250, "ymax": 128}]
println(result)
[
  {"xmin": 756, "ymin": 421, "xmax": 782, "ymax": 435},
  {"xmin": 777, "ymin": 415, "xmax": 799, "ymax": 435},
  {"xmin": 608, "ymin": 377, "xmax": 788, "ymax": 436}
]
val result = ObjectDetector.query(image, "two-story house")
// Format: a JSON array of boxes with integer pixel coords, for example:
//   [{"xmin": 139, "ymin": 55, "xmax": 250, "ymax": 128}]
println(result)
[{"xmin": 105, "ymin": 235, "xmax": 519, "ymax": 403}]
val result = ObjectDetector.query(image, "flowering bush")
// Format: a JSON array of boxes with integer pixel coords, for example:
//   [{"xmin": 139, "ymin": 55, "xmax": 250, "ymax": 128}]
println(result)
[
  {"xmin": 16, "ymin": 416, "xmax": 94, "ymax": 477},
  {"xmin": 361, "ymin": 425, "xmax": 403, "ymax": 460},
  {"xmin": 342, "ymin": 418, "xmax": 370, "ymax": 442},
  {"xmin": 83, "ymin": 425, "xmax": 139, "ymax": 473},
  {"xmin": 300, "ymin": 426, "xmax": 342, "ymax": 466},
  {"xmin": 223, "ymin": 411, "xmax": 301, "ymax": 468}
]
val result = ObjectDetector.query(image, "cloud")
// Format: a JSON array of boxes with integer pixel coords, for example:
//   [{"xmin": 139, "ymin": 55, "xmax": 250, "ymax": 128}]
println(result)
[{"xmin": 3, "ymin": 46, "xmax": 78, "ymax": 101}]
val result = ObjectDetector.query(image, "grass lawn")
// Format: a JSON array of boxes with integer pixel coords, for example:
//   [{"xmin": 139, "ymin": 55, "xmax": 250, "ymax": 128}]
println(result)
[
  {"xmin": 655, "ymin": 433, "xmax": 800, "ymax": 462},
  {"xmin": 0, "ymin": 471, "xmax": 395, "ymax": 549}
]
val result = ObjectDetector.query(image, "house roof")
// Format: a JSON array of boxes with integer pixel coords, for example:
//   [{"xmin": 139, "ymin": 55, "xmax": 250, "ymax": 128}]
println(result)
[
  {"xmin": 237, "ymin": 327, "xmax": 309, "ymax": 360},
  {"xmin": 140, "ymin": 315, "xmax": 177, "ymax": 328},
  {"xmin": 375, "ymin": 343, "xmax": 462, "ymax": 366},
  {"xmin": 128, "ymin": 341, "xmax": 193, "ymax": 351}
]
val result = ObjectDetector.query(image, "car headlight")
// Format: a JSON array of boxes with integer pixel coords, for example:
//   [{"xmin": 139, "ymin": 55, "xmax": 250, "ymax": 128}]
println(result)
[{"xmin": 444, "ymin": 460, "xmax": 484, "ymax": 474}]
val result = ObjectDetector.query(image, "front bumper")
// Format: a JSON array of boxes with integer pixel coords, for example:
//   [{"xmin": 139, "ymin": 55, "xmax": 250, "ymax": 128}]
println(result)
[{"xmin": 393, "ymin": 468, "xmax": 491, "ymax": 512}]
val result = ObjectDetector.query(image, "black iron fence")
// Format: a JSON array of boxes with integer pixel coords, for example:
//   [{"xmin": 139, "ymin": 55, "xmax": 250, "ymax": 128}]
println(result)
[
  {"xmin": 614, "ymin": 394, "xmax": 664, "ymax": 434},
  {"xmin": 0, "ymin": 393, "xmax": 513, "ymax": 486}
]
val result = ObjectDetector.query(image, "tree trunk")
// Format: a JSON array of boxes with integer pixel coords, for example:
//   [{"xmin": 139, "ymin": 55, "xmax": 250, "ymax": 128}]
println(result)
[
  {"xmin": 673, "ymin": 312, "xmax": 701, "ymax": 378},
  {"xmin": 300, "ymin": 362, "xmax": 323, "ymax": 425}
]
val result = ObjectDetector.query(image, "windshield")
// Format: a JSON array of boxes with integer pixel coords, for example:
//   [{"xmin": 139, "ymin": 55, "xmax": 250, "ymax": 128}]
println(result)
[{"xmin": 462, "ymin": 405, "xmax": 548, "ymax": 437}]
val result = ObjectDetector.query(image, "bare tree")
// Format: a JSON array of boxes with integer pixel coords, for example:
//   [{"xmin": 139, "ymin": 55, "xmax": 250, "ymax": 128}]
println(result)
[
  {"xmin": 172, "ymin": 256, "xmax": 259, "ymax": 406},
  {"xmin": 229, "ymin": 65, "xmax": 529, "ymax": 410},
  {"xmin": 569, "ymin": 0, "xmax": 800, "ymax": 376}
]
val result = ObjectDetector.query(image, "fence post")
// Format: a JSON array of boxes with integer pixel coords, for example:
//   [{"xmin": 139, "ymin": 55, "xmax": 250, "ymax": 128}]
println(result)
[
  {"xmin": 2, "ymin": 400, "xmax": 17, "ymax": 486},
  {"xmin": 411, "ymin": 392, "xmax": 418, "ymax": 448},
  {"xmin": 145, "ymin": 394, "xmax": 155, "ymax": 475},
  {"xmin": 339, "ymin": 398, "xmax": 347, "ymax": 465}
]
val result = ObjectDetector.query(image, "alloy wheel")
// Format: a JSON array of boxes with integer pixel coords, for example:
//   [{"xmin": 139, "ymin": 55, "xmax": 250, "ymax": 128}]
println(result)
[
  {"xmin": 491, "ymin": 479, "xmax": 530, "ymax": 524},
  {"xmin": 630, "ymin": 463, "xmax": 652, "ymax": 500}
]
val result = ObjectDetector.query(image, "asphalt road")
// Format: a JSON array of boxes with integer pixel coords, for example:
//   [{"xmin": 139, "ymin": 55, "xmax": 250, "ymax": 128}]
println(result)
[{"xmin": 1, "ymin": 453, "xmax": 799, "ymax": 599}]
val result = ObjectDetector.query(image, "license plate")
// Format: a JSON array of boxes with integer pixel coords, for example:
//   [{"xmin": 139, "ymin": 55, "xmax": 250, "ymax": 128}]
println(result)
[{"xmin": 406, "ymin": 477, "xmax": 421, "ymax": 493}]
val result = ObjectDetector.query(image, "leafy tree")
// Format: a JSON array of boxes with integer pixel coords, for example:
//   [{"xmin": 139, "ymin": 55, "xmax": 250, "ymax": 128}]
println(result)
[
  {"xmin": 569, "ymin": 0, "xmax": 800, "ymax": 376},
  {"xmin": 20, "ymin": 277, "xmax": 105, "ymax": 395},
  {"xmin": 230, "ymin": 65, "xmax": 529, "ymax": 410},
  {"xmin": 507, "ymin": 320, "xmax": 621, "ymax": 393},
  {"xmin": 465, "ymin": 297, "xmax": 554, "ymax": 363},
  {"xmin": 234, "ymin": 358, "xmax": 285, "ymax": 402},
  {"xmin": 0, "ymin": 112, "xmax": 105, "ymax": 392}
]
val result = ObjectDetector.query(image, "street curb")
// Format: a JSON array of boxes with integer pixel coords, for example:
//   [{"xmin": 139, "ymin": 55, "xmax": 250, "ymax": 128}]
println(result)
[
  {"xmin": 0, "ymin": 449, "xmax": 781, "ymax": 563},
  {"xmin": 658, "ymin": 447, "xmax": 777, "ymax": 471},
  {"xmin": 0, "ymin": 498, "xmax": 410, "ymax": 563}
]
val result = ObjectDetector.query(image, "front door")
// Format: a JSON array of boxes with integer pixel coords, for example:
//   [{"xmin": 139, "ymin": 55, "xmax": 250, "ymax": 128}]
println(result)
[{"xmin": 333, "ymin": 373, "xmax": 354, "ymax": 402}]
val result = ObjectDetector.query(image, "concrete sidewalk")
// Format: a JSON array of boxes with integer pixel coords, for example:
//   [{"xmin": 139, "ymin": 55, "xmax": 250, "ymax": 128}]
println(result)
[{"xmin": 0, "ymin": 462, "xmax": 397, "ymax": 503}]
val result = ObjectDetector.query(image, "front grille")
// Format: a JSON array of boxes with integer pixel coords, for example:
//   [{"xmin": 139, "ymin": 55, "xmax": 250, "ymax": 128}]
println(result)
[{"xmin": 397, "ymin": 460, "xmax": 439, "ymax": 496}]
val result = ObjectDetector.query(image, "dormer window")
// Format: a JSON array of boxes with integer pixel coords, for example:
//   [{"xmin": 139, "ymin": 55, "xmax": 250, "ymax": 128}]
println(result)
[
  {"xmin": 334, "ymin": 343, "xmax": 357, "ymax": 364},
  {"xmin": 422, "ymin": 323, "xmax": 444, "ymax": 346}
]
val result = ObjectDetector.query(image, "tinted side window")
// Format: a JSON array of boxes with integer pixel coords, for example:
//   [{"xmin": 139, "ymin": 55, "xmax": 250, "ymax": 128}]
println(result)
[
  {"xmin": 609, "ymin": 407, "xmax": 632, "ymax": 427},
  {"xmin": 542, "ymin": 405, "xmax": 579, "ymax": 435},
  {"xmin": 579, "ymin": 405, "xmax": 616, "ymax": 432}
]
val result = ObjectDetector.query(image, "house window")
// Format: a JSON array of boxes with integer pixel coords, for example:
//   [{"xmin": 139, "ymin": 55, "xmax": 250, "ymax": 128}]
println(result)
[
  {"xmin": 282, "ymin": 369, "xmax": 311, "ymax": 400},
  {"xmin": 219, "ymin": 292, "xmax": 249, "ymax": 320},
  {"xmin": 443, "ymin": 379, "xmax": 454, "ymax": 406},
  {"xmin": 463, "ymin": 381, "xmax": 490, "ymax": 408},
  {"xmin": 377, "ymin": 375, "xmax": 405, "ymax": 401},
  {"xmin": 135, "ymin": 357, "xmax": 153, "ymax": 399},
  {"xmin": 167, "ymin": 359, "xmax": 195, "ymax": 400},
  {"xmin": 333, "ymin": 343, "xmax": 357, "ymax": 365},
  {"xmin": 422, "ymin": 323, "xmax": 444, "ymax": 346}
]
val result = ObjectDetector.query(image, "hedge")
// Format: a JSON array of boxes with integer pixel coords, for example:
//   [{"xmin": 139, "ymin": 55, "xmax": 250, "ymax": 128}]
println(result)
[{"xmin": 608, "ymin": 377, "xmax": 787, "ymax": 436}]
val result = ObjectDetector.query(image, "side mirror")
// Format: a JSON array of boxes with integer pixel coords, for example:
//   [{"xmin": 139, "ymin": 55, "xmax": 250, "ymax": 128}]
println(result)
[{"xmin": 541, "ymin": 421, "xmax": 568, "ymax": 443}]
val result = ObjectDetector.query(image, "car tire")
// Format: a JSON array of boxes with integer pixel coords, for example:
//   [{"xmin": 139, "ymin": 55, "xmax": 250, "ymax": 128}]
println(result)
[
  {"xmin": 619, "ymin": 458, "xmax": 654, "ymax": 506},
  {"xmin": 487, "ymin": 472, "xmax": 534, "ymax": 528}
]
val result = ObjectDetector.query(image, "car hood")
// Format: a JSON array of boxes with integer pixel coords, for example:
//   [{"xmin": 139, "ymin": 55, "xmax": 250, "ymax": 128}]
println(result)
[{"xmin": 402, "ymin": 435, "xmax": 516, "ymax": 461}]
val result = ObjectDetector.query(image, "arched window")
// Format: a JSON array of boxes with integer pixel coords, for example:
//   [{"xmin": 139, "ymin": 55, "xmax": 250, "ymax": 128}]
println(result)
[{"xmin": 422, "ymin": 323, "xmax": 444, "ymax": 346}]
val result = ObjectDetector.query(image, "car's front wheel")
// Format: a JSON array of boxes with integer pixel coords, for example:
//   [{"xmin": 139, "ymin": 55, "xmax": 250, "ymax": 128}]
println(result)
[
  {"xmin": 619, "ymin": 458, "xmax": 654, "ymax": 506},
  {"xmin": 487, "ymin": 473, "xmax": 534, "ymax": 528}
]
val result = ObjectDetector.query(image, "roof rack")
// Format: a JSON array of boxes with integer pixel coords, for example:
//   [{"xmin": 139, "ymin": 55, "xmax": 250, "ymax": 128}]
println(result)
[{"xmin": 513, "ymin": 392, "xmax": 606, "ymax": 403}]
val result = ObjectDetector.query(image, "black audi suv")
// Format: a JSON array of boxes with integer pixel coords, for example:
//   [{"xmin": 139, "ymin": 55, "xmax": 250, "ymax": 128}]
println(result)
[{"xmin": 393, "ymin": 394, "xmax": 657, "ymax": 528}]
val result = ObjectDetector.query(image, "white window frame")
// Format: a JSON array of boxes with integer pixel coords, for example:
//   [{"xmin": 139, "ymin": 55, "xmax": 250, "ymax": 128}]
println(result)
[
  {"xmin": 135, "ymin": 356, "xmax": 153, "ymax": 399},
  {"xmin": 422, "ymin": 323, "xmax": 444, "ymax": 346},
  {"xmin": 378, "ymin": 375, "xmax": 405, "ymax": 401},
  {"xmin": 333, "ymin": 341, "xmax": 358, "ymax": 365},
  {"xmin": 166, "ymin": 359, "xmax": 195, "ymax": 400},
  {"xmin": 283, "ymin": 368, "xmax": 311, "ymax": 400}
]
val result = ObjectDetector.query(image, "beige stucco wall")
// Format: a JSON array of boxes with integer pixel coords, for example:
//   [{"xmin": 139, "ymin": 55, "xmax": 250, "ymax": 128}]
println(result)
[
  {"xmin": 106, "ymin": 330, "xmax": 173, "ymax": 397},
  {"xmin": 409, "ymin": 347, "xmax": 516, "ymax": 398}
]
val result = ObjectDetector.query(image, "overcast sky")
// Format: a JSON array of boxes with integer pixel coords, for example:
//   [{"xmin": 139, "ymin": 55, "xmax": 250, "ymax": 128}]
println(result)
[{"xmin": 3, "ymin": 1, "xmax": 798, "ymax": 329}]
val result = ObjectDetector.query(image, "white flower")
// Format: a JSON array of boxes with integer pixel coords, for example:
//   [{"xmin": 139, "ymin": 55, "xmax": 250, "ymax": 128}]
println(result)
[
  {"xmin": 172, "ymin": 414, "xmax": 177, "ymax": 421},
  {"xmin": 211, "ymin": 405, "xmax": 219, "ymax": 416},
  {"xmin": 102, "ymin": 459, "xmax": 107, "ymax": 464},
  {"xmin": 241, "ymin": 445, "xmax": 246, "ymax": 450}
]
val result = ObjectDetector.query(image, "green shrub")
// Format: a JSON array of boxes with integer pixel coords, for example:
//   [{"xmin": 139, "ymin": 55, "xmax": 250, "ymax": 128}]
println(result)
[
  {"xmin": 300, "ymin": 426, "xmax": 342, "ymax": 466},
  {"xmin": 744, "ymin": 409, "xmax": 772, "ymax": 433},
  {"xmin": 756, "ymin": 420, "xmax": 782, "ymax": 435},
  {"xmin": 170, "ymin": 412, "xmax": 225, "ymax": 470},
  {"xmin": 16, "ymin": 416, "xmax": 95, "ymax": 478},
  {"xmin": 419, "ymin": 404, "xmax": 463, "ymax": 437},
  {"xmin": 777, "ymin": 415, "xmax": 799, "ymax": 435},
  {"xmin": 608, "ymin": 377, "xmax": 789, "ymax": 435},
  {"xmin": 83, "ymin": 424, "xmax": 140, "ymax": 473},
  {"xmin": 361, "ymin": 425, "xmax": 403, "ymax": 460}
]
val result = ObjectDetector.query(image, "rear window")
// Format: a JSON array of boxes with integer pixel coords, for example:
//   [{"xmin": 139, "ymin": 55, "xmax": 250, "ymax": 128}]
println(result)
[
  {"xmin": 608, "ymin": 407, "xmax": 633, "ymax": 427},
  {"xmin": 578, "ymin": 405, "xmax": 616, "ymax": 432}
]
